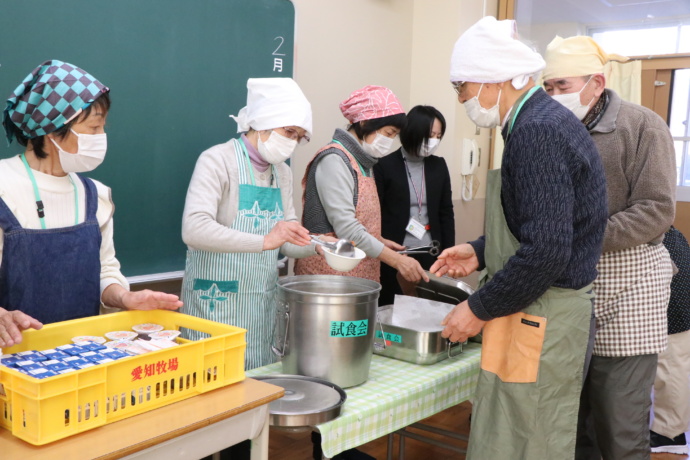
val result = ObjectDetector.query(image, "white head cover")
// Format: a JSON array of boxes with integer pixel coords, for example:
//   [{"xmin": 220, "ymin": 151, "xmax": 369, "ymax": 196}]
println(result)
[
  {"xmin": 230, "ymin": 77, "xmax": 312, "ymax": 137},
  {"xmin": 450, "ymin": 16, "xmax": 545, "ymax": 90}
]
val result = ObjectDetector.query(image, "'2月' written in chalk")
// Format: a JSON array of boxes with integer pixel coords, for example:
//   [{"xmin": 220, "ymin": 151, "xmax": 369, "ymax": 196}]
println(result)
[{"xmin": 272, "ymin": 36, "xmax": 286, "ymax": 72}]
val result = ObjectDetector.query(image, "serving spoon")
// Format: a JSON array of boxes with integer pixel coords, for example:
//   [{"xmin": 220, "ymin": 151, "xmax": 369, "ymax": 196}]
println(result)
[{"xmin": 310, "ymin": 235, "xmax": 356, "ymax": 257}]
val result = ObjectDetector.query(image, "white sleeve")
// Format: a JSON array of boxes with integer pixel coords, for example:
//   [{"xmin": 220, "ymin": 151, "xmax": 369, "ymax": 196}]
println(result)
[
  {"xmin": 95, "ymin": 181, "xmax": 130, "ymax": 295},
  {"xmin": 181, "ymin": 147, "xmax": 265, "ymax": 253}
]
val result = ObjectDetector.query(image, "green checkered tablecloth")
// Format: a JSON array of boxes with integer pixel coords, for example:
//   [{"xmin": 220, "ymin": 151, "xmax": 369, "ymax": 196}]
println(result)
[{"xmin": 247, "ymin": 343, "xmax": 481, "ymax": 458}]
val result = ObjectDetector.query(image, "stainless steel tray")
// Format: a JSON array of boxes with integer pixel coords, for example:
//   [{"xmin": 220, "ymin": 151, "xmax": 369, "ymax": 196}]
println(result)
[
  {"xmin": 374, "ymin": 305, "xmax": 463, "ymax": 364},
  {"xmin": 414, "ymin": 272, "xmax": 474, "ymax": 305},
  {"xmin": 374, "ymin": 272, "xmax": 475, "ymax": 365}
]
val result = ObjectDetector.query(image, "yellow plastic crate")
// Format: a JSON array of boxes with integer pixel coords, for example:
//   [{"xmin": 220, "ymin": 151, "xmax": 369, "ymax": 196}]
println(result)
[{"xmin": 0, "ymin": 310, "xmax": 246, "ymax": 445}]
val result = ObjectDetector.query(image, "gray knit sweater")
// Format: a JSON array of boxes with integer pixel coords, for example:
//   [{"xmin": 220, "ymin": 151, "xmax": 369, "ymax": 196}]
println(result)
[{"xmin": 590, "ymin": 89, "xmax": 676, "ymax": 252}]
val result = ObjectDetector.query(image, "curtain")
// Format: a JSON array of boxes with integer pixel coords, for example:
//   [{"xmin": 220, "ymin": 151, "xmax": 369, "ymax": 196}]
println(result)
[{"xmin": 605, "ymin": 60, "xmax": 642, "ymax": 104}]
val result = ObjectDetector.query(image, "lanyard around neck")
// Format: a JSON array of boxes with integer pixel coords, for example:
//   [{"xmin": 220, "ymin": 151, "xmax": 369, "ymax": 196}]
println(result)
[
  {"xmin": 332, "ymin": 139, "xmax": 368, "ymax": 177},
  {"xmin": 403, "ymin": 157, "xmax": 425, "ymax": 218},
  {"xmin": 21, "ymin": 153, "xmax": 78, "ymax": 229},
  {"xmin": 508, "ymin": 86, "xmax": 541, "ymax": 136},
  {"xmin": 237, "ymin": 138, "xmax": 276, "ymax": 187}
]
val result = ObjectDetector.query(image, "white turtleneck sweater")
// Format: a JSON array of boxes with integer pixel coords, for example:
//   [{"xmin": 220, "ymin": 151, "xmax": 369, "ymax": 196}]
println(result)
[{"xmin": 0, "ymin": 155, "xmax": 129, "ymax": 298}]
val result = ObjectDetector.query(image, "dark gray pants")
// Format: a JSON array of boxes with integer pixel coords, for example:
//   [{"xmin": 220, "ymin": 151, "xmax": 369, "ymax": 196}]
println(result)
[{"xmin": 575, "ymin": 354, "xmax": 658, "ymax": 460}]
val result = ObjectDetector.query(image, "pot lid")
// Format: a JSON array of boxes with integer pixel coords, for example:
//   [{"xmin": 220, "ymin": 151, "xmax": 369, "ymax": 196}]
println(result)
[{"xmin": 254, "ymin": 375, "xmax": 346, "ymax": 415}]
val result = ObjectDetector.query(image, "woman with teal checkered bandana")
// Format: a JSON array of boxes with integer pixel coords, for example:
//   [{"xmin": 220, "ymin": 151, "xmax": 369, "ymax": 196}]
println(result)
[
  {"xmin": 0, "ymin": 60, "xmax": 182, "ymax": 348},
  {"xmin": 181, "ymin": 78, "xmax": 320, "ymax": 370}
]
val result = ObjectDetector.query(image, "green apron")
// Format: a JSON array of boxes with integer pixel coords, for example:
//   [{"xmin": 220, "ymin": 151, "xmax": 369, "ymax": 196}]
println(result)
[
  {"xmin": 181, "ymin": 138, "xmax": 282, "ymax": 370},
  {"xmin": 466, "ymin": 125, "xmax": 593, "ymax": 458}
]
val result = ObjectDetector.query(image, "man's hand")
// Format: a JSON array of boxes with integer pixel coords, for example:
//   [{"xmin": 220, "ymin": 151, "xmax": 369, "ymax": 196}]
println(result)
[
  {"xmin": 263, "ymin": 221, "xmax": 312, "ymax": 250},
  {"xmin": 0, "ymin": 307, "xmax": 43, "ymax": 348},
  {"xmin": 441, "ymin": 300, "xmax": 486, "ymax": 343},
  {"xmin": 430, "ymin": 243, "xmax": 479, "ymax": 278}
]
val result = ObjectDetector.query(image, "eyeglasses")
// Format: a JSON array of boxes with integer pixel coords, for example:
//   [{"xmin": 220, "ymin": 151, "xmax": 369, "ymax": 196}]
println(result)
[
  {"xmin": 452, "ymin": 81, "xmax": 466, "ymax": 96},
  {"xmin": 280, "ymin": 127, "xmax": 310, "ymax": 145}
]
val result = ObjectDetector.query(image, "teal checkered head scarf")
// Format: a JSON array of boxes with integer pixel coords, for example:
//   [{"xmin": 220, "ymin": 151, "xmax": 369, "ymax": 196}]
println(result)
[{"xmin": 3, "ymin": 60, "xmax": 109, "ymax": 144}]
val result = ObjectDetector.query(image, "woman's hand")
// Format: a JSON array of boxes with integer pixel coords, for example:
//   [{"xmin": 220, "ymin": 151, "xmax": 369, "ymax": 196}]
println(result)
[
  {"xmin": 0, "ymin": 307, "xmax": 43, "ymax": 348},
  {"xmin": 381, "ymin": 238, "xmax": 405, "ymax": 251},
  {"xmin": 379, "ymin": 247, "xmax": 429, "ymax": 283},
  {"xmin": 430, "ymin": 244, "xmax": 479, "ymax": 278},
  {"xmin": 263, "ymin": 221, "xmax": 311, "ymax": 250},
  {"xmin": 394, "ymin": 253, "xmax": 429, "ymax": 283},
  {"xmin": 102, "ymin": 284, "xmax": 183, "ymax": 311},
  {"xmin": 119, "ymin": 290, "xmax": 184, "ymax": 311}
]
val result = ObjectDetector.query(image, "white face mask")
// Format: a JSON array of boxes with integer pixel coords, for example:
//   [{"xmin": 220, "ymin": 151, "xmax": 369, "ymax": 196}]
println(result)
[
  {"xmin": 361, "ymin": 132, "xmax": 396, "ymax": 159},
  {"xmin": 464, "ymin": 84, "xmax": 502, "ymax": 129},
  {"xmin": 420, "ymin": 138, "xmax": 441, "ymax": 157},
  {"xmin": 50, "ymin": 129, "xmax": 107, "ymax": 173},
  {"xmin": 257, "ymin": 130, "xmax": 298, "ymax": 164},
  {"xmin": 551, "ymin": 76, "xmax": 595, "ymax": 121}
]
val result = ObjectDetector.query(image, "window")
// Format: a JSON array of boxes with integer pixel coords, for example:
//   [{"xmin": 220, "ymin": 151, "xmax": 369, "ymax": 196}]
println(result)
[
  {"xmin": 670, "ymin": 69, "xmax": 690, "ymax": 187},
  {"xmin": 590, "ymin": 21, "xmax": 690, "ymax": 56}
]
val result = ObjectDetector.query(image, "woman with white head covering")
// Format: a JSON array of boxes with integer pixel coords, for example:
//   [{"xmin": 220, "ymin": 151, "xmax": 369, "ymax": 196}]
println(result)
[
  {"xmin": 181, "ymin": 77, "xmax": 316, "ymax": 370},
  {"xmin": 431, "ymin": 16, "xmax": 608, "ymax": 459}
]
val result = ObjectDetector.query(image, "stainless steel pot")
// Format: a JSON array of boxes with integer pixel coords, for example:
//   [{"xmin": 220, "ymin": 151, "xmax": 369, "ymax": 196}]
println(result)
[
  {"xmin": 252, "ymin": 374, "xmax": 346, "ymax": 427},
  {"xmin": 273, "ymin": 275, "xmax": 381, "ymax": 388}
]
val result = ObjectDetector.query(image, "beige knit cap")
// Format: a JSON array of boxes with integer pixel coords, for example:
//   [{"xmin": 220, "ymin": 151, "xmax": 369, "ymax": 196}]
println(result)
[{"xmin": 543, "ymin": 35, "xmax": 629, "ymax": 80}]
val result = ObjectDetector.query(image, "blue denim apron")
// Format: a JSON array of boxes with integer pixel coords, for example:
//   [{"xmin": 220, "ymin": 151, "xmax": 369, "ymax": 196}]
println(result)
[{"xmin": 0, "ymin": 175, "xmax": 101, "ymax": 324}]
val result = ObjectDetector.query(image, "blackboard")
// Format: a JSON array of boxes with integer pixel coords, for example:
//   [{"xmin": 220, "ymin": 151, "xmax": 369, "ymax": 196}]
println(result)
[{"xmin": 0, "ymin": 0, "xmax": 295, "ymax": 277}]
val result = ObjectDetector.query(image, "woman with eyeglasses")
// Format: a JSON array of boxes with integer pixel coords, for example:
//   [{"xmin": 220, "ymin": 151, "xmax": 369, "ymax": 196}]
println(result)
[
  {"xmin": 294, "ymin": 85, "xmax": 427, "ymax": 285},
  {"xmin": 374, "ymin": 105, "xmax": 455, "ymax": 306},
  {"xmin": 181, "ymin": 78, "xmax": 318, "ymax": 370}
]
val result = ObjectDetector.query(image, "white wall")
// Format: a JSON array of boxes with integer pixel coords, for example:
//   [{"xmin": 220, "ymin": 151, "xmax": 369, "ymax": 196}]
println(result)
[{"xmin": 289, "ymin": 0, "xmax": 499, "ymax": 284}]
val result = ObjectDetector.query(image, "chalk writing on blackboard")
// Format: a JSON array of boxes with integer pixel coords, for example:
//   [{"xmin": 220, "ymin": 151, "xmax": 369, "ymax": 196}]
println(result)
[{"xmin": 273, "ymin": 36, "xmax": 286, "ymax": 72}]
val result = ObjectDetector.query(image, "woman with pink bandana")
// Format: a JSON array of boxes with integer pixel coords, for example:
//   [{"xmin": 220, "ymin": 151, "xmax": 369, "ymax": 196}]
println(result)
[{"xmin": 295, "ymin": 85, "xmax": 427, "ymax": 284}]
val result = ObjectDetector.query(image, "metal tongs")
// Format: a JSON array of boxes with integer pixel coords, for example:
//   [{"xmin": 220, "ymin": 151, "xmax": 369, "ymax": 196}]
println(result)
[
  {"xmin": 310, "ymin": 235, "xmax": 356, "ymax": 257},
  {"xmin": 398, "ymin": 240, "xmax": 440, "ymax": 256}
]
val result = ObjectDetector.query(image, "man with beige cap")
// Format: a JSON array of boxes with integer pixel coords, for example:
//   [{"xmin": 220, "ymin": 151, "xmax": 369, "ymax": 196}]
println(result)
[
  {"xmin": 431, "ymin": 16, "xmax": 608, "ymax": 459},
  {"xmin": 543, "ymin": 36, "xmax": 676, "ymax": 460}
]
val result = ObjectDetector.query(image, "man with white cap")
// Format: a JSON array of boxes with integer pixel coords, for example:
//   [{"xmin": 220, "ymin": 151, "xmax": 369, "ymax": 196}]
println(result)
[
  {"xmin": 431, "ymin": 16, "xmax": 608, "ymax": 459},
  {"xmin": 182, "ymin": 77, "xmax": 317, "ymax": 370},
  {"xmin": 543, "ymin": 36, "xmax": 676, "ymax": 460}
]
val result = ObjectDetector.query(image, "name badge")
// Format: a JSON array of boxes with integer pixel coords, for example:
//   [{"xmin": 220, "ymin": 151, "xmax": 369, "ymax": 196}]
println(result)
[{"xmin": 405, "ymin": 217, "xmax": 427, "ymax": 240}]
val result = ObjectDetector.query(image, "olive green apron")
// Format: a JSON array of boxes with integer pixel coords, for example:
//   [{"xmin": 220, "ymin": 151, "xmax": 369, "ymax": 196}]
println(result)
[{"xmin": 466, "ymin": 169, "xmax": 592, "ymax": 458}]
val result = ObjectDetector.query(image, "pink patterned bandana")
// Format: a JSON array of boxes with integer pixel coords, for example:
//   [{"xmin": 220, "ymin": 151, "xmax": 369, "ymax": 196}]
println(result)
[{"xmin": 339, "ymin": 85, "xmax": 404, "ymax": 124}]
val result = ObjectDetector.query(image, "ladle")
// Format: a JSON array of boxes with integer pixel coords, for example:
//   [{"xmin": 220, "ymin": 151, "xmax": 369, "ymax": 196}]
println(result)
[{"xmin": 310, "ymin": 235, "xmax": 356, "ymax": 257}]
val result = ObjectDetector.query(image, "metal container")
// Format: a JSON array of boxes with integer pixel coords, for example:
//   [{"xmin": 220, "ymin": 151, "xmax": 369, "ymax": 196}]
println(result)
[
  {"xmin": 374, "ymin": 272, "xmax": 475, "ymax": 364},
  {"xmin": 273, "ymin": 275, "xmax": 381, "ymax": 388},
  {"xmin": 375, "ymin": 305, "xmax": 464, "ymax": 364},
  {"xmin": 252, "ymin": 374, "xmax": 346, "ymax": 428},
  {"xmin": 414, "ymin": 272, "xmax": 474, "ymax": 305}
]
